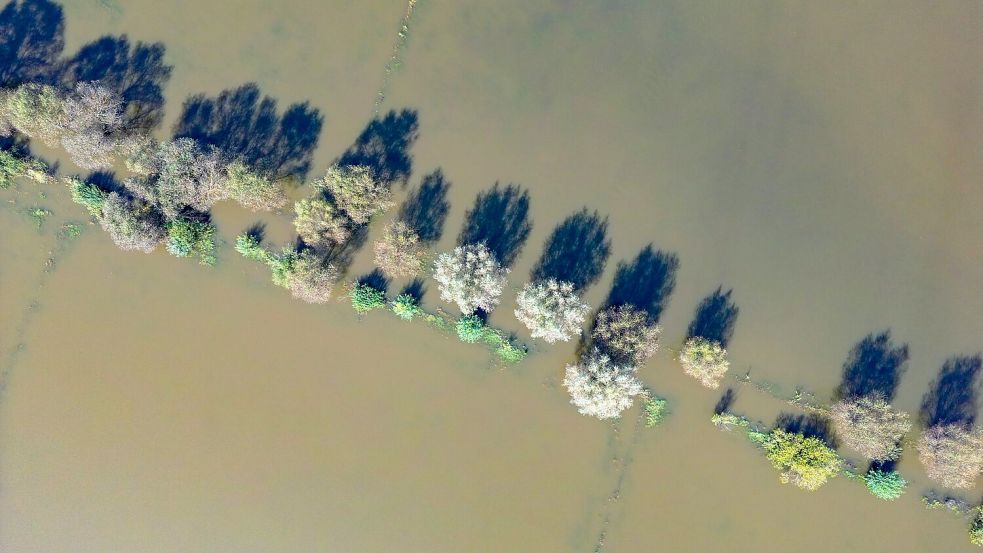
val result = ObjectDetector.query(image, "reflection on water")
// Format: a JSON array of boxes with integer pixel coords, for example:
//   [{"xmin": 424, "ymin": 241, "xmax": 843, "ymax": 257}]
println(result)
[{"xmin": 3, "ymin": 0, "xmax": 983, "ymax": 551}]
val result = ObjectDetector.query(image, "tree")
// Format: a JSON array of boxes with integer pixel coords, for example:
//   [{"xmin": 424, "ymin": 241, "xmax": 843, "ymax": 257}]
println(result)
[
  {"xmin": 123, "ymin": 138, "xmax": 227, "ymax": 217},
  {"xmin": 591, "ymin": 305, "xmax": 661, "ymax": 364},
  {"xmin": 268, "ymin": 248, "xmax": 338, "ymax": 304},
  {"xmin": 762, "ymin": 429, "xmax": 842, "ymax": 491},
  {"xmin": 0, "ymin": 83, "xmax": 65, "ymax": 143},
  {"xmin": 390, "ymin": 293, "xmax": 420, "ymax": 321},
  {"xmin": 59, "ymin": 82, "xmax": 124, "ymax": 170},
  {"xmin": 432, "ymin": 243, "xmax": 508, "ymax": 314},
  {"xmin": 679, "ymin": 337, "xmax": 730, "ymax": 389},
  {"xmin": 563, "ymin": 347, "xmax": 643, "ymax": 420},
  {"xmin": 293, "ymin": 197, "xmax": 350, "ymax": 247},
  {"xmin": 514, "ymin": 279, "xmax": 589, "ymax": 343},
  {"xmin": 456, "ymin": 314, "xmax": 485, "ymax": 343},
  {"xmin": 225, "ymin": 161, "xmax": 286, "ymax": 211},
  {"xmin": 829, "ymin": 395, "xmax": 911, "ymax": 461},
  {"xmin": 315, "ymin": 164, "xmax": 392, "ymax": 224},
  {"xmin": 373, "ymin": 220, "xmax": 426, "ymax": 278},
  {"xmin": 98, "ymin": 192, "xmax": 166, "ymax": 253},
  {"xmin": 917, "ymin": 424, "xmax": 983, "ymax": 489},
  {"xmin": 65, "ymin": 175, "xmax": 106, "ymax": 215}
]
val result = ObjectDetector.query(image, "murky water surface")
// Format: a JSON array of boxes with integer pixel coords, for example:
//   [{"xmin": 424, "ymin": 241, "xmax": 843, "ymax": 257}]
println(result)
[{"xmin": 3, "ymin": 1, "xmax": 983, "ymax": 551}]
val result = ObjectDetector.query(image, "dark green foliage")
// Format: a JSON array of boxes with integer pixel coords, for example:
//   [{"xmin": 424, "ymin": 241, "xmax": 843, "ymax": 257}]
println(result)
[{"xmin": 166, "ymin": 218, "xmax": 217, "ymax": 265}]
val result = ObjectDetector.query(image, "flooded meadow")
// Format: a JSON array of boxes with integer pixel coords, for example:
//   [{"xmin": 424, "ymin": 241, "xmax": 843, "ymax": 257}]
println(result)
[{"xmin": 2, "ymin": 1, "xmax": 983, "ymax": 551}]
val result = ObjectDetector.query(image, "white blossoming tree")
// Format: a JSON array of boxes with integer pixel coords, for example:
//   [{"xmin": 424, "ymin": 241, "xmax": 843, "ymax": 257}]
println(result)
[
  {"xmin": 432, "ymin": 243, "xmax": 508, "ymax": 314},
  {"xmin": 514, "ymin": 279, "xmax": 589, "ymax": 343},
  {"xmin": 563, "ymin": 347, "xmax": 643, "ymax": 420},
  {"xmin": 60, "ymin": 82, "xmax": 125, "ymax": 170},
  {"xmin": 679, "ymin": 336, "xmax": 730, "ymax": 389}
]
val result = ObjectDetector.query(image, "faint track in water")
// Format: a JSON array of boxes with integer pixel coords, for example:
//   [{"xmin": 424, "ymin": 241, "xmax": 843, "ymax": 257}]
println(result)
[
  {"xmin": 0, "ymin": 216, "xmax": 83, "ymax": 398},
  {"xmin": 373, "ymin": 0, "xmax": 422, "ymax": 114},
  {"xmin": 589, "ymin": 403, "xmax": 648, "ymax": 553}
]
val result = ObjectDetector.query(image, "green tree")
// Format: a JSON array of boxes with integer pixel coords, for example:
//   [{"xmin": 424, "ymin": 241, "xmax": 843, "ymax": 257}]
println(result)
[
  {"xmin": 166, "ymin": 219, "xmax": 217, "ymax": 265},
  {"xmin": 762, "ymin": 429, "xmax": 842, "ymax": 491},
  {"xmin": 349, "ymin": 282, "xmax": 386, "ymax": 313},
  {"xmin": 863, "ymin": 469, "xmax": 906, "ymax": 500}
]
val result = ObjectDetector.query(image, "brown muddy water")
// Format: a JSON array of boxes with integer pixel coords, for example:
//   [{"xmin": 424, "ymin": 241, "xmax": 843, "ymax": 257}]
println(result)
[{"xmin": 2, "ymin": 0, "xmax": 983, "ymax": 551}]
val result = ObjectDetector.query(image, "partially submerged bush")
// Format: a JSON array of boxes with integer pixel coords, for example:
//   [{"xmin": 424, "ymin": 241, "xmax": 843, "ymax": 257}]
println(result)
[
  {"xmin": 830, "ymin": 395, "xmax": 911, "ymax": 461},
  {"xmin": 391, "ymin": 293, "xmax": 420, "ymax": 320},
  {"xmin": 373, "ymin": 221, "xmax": 426, "ymax": 278},
  {"xmin": 234, "ymin": 233, "xmax": 269, "ymax": 262},
  {"xmin": 864, "ymin": 469, "xmax": 906, "ymax": 500},
  {"xmin": 679, "ymin": 337, "xmax": 730, "ymax": 389},
  {"xmin": 350, "ymin": 282, "xmax": 387, "ymax": 313},
  {"xmin": 433, "ymin": 243, "xmax": 508, "ymax": 314},
  {"xmin": 225, "ymin": 162, "xmax": 286, "ymax": 211},
  {"xmin": 515, "ymin": 279, "xmax": 589, "ymax": 344},
  {"xmin": 315, "ymin": 164, "xmax": 393, "ymax": 224},
  {"xmin": 98, "ymin": 192, "xmax": 166, "ymax": 253},
  {"xmin": 971, "ymin": 508, "xmax": 983, "ymax": 547},
  {"xmin": 495, "ymin": 340, "xmax": 528, "ymax": 364},
  {"xmin": 762, "ymin": 429, "xmax": 842, "ymax": 491},
  {"xmin": 166, "ymin": 219, "xmax": 217, "ymax": 265},
  {"xmin": 1, "ymin": 150, "xmax": 48, "ymax": 188},
  {"xmin": 269, "ymin": 249, "xmax": 338, "ymax": 304},
  {"xmin": 294, "ymin": 197, "xmax": 350, "ymax": 247},
  {"xmin": 456, "ymin": 314, "xmax": 485, "ymax": 343},
  {"xmin": 644, "ymin": 397, "xmax": 668, "ymax": 427},
  {"xmin": 591, "ymin": 305, "xmax": 661, "ymax": 363},
  {"xmin": 917, "ymin": 424, "xmax": 983, "ymax": 489},
  {"xmin": 563, "ymin": 347, "xmax": 643, "ymax": 420},
  {"xmin": 65, "ymin": 175, "xmax": 107, "ymax": 215}
]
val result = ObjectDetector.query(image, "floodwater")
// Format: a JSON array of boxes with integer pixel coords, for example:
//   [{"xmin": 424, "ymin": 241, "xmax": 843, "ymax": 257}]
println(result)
[{"xmin": 2, "ymin": 0, "xmax": 983, "ymax": 551}]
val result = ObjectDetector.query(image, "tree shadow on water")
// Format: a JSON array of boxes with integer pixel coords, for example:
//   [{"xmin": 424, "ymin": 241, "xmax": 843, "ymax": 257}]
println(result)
[
  {"xmin": 775, "ymin": 412, "xmax": 838, "ymax": 448},
  {"xmin": 398, "ymin": 169, "xmax": 450, "ymax": 243},
  {"xmin": 835, "ymin": 331, "xmax": 909, "ymax": 402},
  {"xmin": 714, "ymin": 388, "xmax": 736, "ymax": 415},
  {"xmin": 337, "ymin": 109, "xmax": 418, "ymax": 186},
  {"xmin": 357, "ymin": 268, "xmax": 390, "ymax": 295},
  {"xmin": 0, "ymin": 0, "xmax": 64, "ymax": 87},
  {"xmin": 60, "ymin": 35, "xmax": 172, "ymax": 131},
  {"xmin": 530, "ymin": 209, "xmax": 611, "ymax": 291},
  {"xmin": 920, "ymin": 355, "xmax": 982, "ymax": 429},
  {"xmin": 457, "ymin": 182, "xmax": 531, "ymax": 268},
  {"xmin": 605, "ymin": 245, "xmax": 679, "ymax": 323},
  {"xmin": 686, "ymin": 287, "xmax": 739, "ymax": 347},
  {"xmin": 400, "ymin": 278, "xmax": 426, "ymax": 302},
  {"xmin": 173, "ymin": 83, "xmax": 322, "ymax": 179}
]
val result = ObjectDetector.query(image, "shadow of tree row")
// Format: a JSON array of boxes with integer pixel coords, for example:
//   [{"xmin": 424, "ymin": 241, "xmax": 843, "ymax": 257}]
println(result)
[
  {"xmin": 606, "ymin": 245, "xmax": 679, "ymax": 323},
  {"xmin": 173, "ymin": 83, "xmax": 323, "ymax": 179},
  {"xmin": 921, "ymin": 355, "xmax": 982, "ymax": 429},
  {"xmin": 531, "ymin": 209, "xmax": 610, "ymax": 291}
]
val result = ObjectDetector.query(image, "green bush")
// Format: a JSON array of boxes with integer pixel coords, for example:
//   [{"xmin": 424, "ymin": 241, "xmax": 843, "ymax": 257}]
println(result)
[
  {"xmin": 350, "ymin": 282, "xmax": 386, "ymax": 313},
  {"xmin": 762, "ymin": 429, "xmax": 842, "ymax": 491},
  {"xmin": 390, "ymin": 294, "xmax": 420, "ymax": 320},
  {"xmin": 0, "ymin": 149, "xmax": 47, "ymax": 188},
  {"xmin": 864, "ymin": 469, "xmax": 906, "ymax": 500},
  {"xmin": 66, "ymin": 176, "xmax": 107, "ymax": 215},
  {"xmin": 166, "ymin": 219, "xmax": 217, "ymax": 265},
  {"xmin": 970, "ymin": 508, "xmax": 983, "ymax": 547},
  {"xmin": 644, "ymin": 397, "xmax": 668, "ymax": 427},
  {"xmin": 495, "ymin": 340, "xmax": 528, "ymax": 363},
  {"xmin": 456, "ymin": 314, "xmax": 485, "ymax": 343},
  {"xmin": 235, "ymin": 233, "xmax": 269, "ymax": 262}
]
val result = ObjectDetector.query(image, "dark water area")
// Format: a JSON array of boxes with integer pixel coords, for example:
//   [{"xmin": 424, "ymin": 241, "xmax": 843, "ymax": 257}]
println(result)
[{"xmin": 2, "ymin": 0, "xmax": 983, "ymax": 551}]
